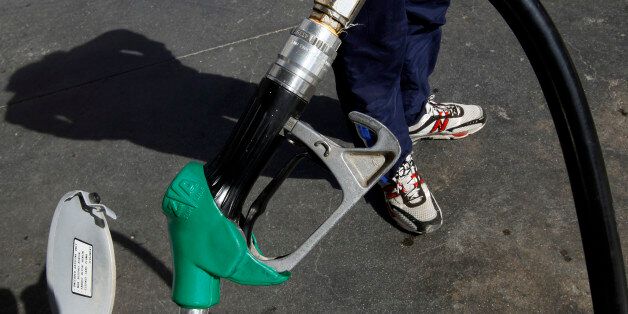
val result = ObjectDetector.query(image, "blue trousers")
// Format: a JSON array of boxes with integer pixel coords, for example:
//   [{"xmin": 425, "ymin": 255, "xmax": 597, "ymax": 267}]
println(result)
[{"xmin": 333, "ymin": 0, "xmax": 450, "ymax": 178}]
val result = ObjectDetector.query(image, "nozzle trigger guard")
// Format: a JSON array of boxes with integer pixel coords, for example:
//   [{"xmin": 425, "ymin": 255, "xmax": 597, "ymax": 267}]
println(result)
[{"xmin": 244, "ymin": 111, "xmax": 401, "ymax": 272}]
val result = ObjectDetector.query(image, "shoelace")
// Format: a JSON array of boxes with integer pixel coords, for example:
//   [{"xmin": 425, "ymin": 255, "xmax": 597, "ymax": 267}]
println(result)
[
  {"xmin": 429, "ymin": 98, "xmax": 460, "ymax": 118},
  {"xmin": 394, "ymin": 157, "xmax": 424, "ymax": 202}
]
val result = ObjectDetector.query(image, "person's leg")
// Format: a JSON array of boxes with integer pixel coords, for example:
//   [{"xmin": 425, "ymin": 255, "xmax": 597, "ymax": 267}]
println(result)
[
  {"xmin": 401, "ymin": 1, "xmax": 486, "ymax": 141},
  {"xmin": 333, "ymin": 0, "xmax": 412, "ymax": 177},
  {"xmin": 400, "ymin": 0, "xmax": 451, "ymax": 126},
  {"xmin": 333, "ymin": 0, "xmax": 443, "ymax": 234}
]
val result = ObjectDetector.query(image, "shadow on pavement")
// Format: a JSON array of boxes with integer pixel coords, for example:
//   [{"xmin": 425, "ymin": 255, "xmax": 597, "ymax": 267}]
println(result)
[
  {"xmin": 3, "ymin": 29, "xmax": 349, "ymax": 172},
  {"xmin": 20, "ymin": 270, "xmax": 52, "ymax": 314},
  {"xmin": 110, "ymin": 230, "xmax": 173, "ymax": 288},
  {"xmin": 2, "ymin": 30, "xmax": 400, "ymax": 310},
  {"xmin": 2, "ymin": 27, "xmax": 396, "ymax": 234},
  {"xmin": 1, "ymin": 270, "xmax": 60, "ymax": 314},
  {"xmin": 0, "ymin": 288, "xmax": 18, "ymax": 314}
]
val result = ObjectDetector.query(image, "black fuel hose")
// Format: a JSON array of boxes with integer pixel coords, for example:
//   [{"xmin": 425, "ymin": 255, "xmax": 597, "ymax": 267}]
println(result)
[{"xmin": 489, "ymin": 0, "xmax": 627, "ymax": 311}]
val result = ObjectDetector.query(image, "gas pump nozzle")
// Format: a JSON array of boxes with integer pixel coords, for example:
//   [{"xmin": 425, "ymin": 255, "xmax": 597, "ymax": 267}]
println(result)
[{"xmin": 162, "ymin": 1, "xmax": 401, "ymax": 309}]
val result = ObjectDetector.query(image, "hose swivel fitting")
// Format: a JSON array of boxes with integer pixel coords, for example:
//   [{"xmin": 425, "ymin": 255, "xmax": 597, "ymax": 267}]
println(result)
[
  {"xmin": 266, "ymin": 19, "xmax": 341, "ymax": 100},
  {"xmin": 310, "ymin": 0, "xmax": 365, "ymax": 33}
]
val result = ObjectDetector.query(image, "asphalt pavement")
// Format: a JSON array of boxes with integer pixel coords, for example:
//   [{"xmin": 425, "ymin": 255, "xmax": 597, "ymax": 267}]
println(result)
[{"xmin": 0, "ymin": 0, "xmax": 626, "ymax": 312}]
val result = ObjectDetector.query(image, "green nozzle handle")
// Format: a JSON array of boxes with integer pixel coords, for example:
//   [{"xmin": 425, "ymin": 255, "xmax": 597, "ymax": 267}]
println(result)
[{"xmin": 162, "ymin": 162, "xmax": 290, "ymax": 309}]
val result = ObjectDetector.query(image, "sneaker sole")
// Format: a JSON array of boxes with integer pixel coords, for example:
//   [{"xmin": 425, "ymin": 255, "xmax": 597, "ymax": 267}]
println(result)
[{"xmin": 386, "ymin": 196, "xmax": 444, "ymax": 235}]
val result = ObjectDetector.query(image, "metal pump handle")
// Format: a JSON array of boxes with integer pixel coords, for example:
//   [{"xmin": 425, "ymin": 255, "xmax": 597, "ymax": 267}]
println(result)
[{"xmin": 246, "ymin": 111, "xmax": 400, "ymax": 272}]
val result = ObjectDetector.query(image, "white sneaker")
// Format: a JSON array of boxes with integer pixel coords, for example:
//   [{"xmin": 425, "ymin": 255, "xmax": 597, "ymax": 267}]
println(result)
[
  {"xmin": 409, "ymin": 95, "xmax": 486, "ymax": 141},
  {"xmin": 382, "ymin": 154, "xmax": 443, "ymax": 234}
]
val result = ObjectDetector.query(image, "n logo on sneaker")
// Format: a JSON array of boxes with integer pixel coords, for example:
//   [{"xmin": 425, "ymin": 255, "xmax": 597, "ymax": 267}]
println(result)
[{"xmin": 430, "ymin": 112, "xmax": 449, "ymax": 133}]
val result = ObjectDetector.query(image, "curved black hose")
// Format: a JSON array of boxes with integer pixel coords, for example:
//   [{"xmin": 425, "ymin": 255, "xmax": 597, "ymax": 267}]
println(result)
[{"xmin": 489, "ymin": 0, "xmax": 627, "ymax": 311}]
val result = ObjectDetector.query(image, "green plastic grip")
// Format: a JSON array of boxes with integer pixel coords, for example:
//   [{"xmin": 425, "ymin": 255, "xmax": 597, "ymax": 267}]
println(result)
[{"xmin": 162, "ymin": 162, "xmax": 290, "ymax": 309}]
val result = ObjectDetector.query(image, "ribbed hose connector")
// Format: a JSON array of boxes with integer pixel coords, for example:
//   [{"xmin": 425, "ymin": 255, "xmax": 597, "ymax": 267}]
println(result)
[{"xmin": 266, "ymin": 19, "xmax": 341, "ymax": 101}]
